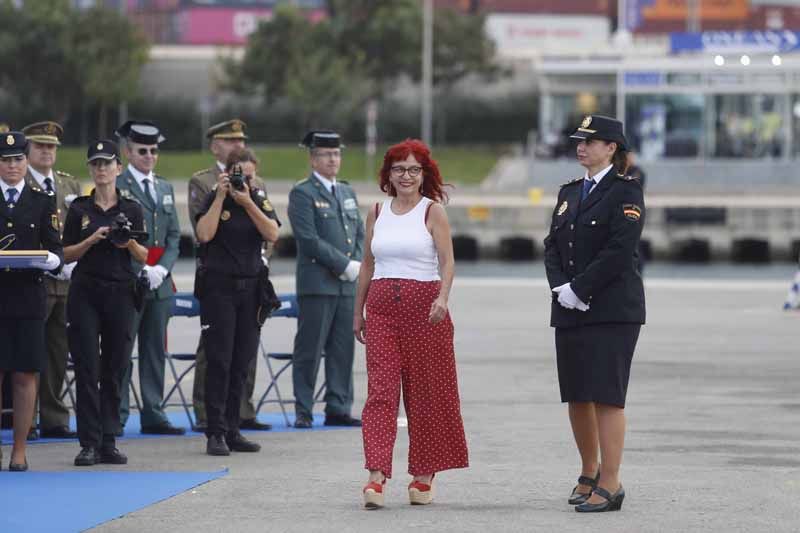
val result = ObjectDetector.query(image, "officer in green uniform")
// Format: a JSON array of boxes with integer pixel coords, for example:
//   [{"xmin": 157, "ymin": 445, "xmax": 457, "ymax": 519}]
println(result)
[
  {"xmin": 288, "ymin": 130, "xmax": 365, "ymax": 428},
  {"xmin": 22, "ymin": 121, "xmax": 81, "ymax": 440},
  {"xmin": 187, "ymin": 119, "xmax": 272, "ymax": 431},
  {"xmin": 115, "ymin": 120, "xmax": 185, "ymax": 435}
]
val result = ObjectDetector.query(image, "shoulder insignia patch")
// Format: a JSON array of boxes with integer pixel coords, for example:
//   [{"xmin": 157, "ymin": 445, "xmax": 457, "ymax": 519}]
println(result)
[
  {"xmin": 616, "ymin": 174, "xmax": 639, "ymax": 181},
  {"xmin": 262, "ymin": 199, "xmax": 274, "ymax": 212},
  {"xmin": 81, "ymin": 214, "xmax": 90, "ymax": 229},
  {"xmin": 119, "ymin": 189, "xmax": 133, "ymax": 199},
  {"xmin": 51, "ymin": 214, "xmax": 59, "ymax": 230},
  {"xmin": 193, "ymin": 168, "xmax": 212, "ymax": 177},
  {"xmin": 622, "ymin": 203, "xmax": 642, "ymax": 221},
  {"xmin": 55, "ymin": 170, "xmax": 73, "ymax": 178},
  {"xmin": 562, "ymin": 177, "xmax": 583, "ymax": 187}
]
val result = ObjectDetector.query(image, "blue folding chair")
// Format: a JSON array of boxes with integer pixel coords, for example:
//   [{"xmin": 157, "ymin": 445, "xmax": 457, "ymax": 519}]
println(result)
[
  {"xmin": 162, "ymin": 292, "xmax": 201, "ymax": 430},
  {"xmin": 256, "ymin": 294, "xmax": 327, "ymax": 426}
]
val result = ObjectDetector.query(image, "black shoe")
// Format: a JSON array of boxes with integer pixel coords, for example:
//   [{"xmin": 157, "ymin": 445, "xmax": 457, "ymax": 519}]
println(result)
[
  {"xmin": 141, "ymin": 423, "xmax": 186, "ymax": 435},
  {"xmin": 240, "ymin": 418, "xmax": 272, "ymax": 431},
  {"xmin": 324, "ymin": 413, "xmax": 362, "ymax": 427},
  {"xmin": 26, "ymin": 428, "xmax": 39, "ymax": 441},
  {"xmin": 575, "ymin": 485, "xmax": 625, "ymax": 513},
  {"xmin": 74, "ymin": 447, "xmax": 100, "ymax": 466},
  {"xmin": 568, "ymin": 472, "xmax": 600, "ymax": 505},
  {"xmin": 41, "ymin": 426, "xmax": 78, "ymax": 439},
  {"xmin": 9, "ymin": 458, "xmax": 29, "ymax": 472},
  {"xmin": 225, "ymin": 431, "xmax": 261, "ymax": 452},
  {"xmin": 206, "ymin": 434, "xmax": 230, "ymax": 456},
  {"xmin": 99, "ymin": 447, "xmax": 128, "ymax": 465},
  {"xmin": 293, "ymin": 414, "xmax": 313, "ymax": 429}
]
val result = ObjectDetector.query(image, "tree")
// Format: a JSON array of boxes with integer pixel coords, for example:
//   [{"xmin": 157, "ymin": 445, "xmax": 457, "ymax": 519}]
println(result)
[{"xmin": 71, "ymin": 7, "xmax": 150, "ymax": 134}]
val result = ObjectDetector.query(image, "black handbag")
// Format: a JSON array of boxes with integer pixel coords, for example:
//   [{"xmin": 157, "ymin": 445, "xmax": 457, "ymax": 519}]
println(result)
[{"xmin": 257, "ymin": 265, "xmax": 281, "ymax": 327}]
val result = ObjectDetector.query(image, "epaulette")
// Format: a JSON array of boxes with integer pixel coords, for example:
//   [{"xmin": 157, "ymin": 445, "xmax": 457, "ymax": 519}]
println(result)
[
  {"xmin": 616, "ymin": 174, "xmax": 640, "ymax": 182},
  {"xmin": 295, "ymin": 178, "xmax": 309, "ymax": 185},
  {"xmin": 72, "ymin": 194, "xmax": 92, "ymax": 204},
  {"xmin": 55, "ymin": 170, "xmax": 74, "ymax": 178},
  {"xmin": 193, "ymin": 168, "xmax": 212, "ymax": 177},
  {"xmin": 118, "ymin": 189, "xmax": 140, "ymax": 203},
  {"xmin": 338, "ymin": 179, "xmax": 349, "ymax": 185},
  {"xmin": 561, "ymin": 177, "xmax": 583, "ymax": 187}
]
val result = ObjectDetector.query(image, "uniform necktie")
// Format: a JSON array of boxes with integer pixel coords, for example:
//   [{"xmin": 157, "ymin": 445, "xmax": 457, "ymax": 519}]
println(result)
[
  {"xmin": 44, "ymin": 177, "xmax": 54, "ymax": 194},
  {"xmin": 6, "ymin": 188, "xmax": 17, "ymax": 208},
  {"xmin": 143, "ymin": 178, "xmax": 155, "ymax": 204},
  {"xmin": 581, "ymin": 178, "xmax": 594, "ymax": 201},
  {"xmin": 330, "ymin": 183, "xmax": 336, "ymax": 199}
]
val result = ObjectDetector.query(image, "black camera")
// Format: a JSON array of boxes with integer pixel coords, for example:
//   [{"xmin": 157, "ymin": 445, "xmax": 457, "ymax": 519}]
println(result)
[
  {"xmin": 109, "ymin": 213, "xmax": 148, "ymax": 246},
  {"xmin": 229, "ymin": 164, "xmax": 245, "ymax": 191}
]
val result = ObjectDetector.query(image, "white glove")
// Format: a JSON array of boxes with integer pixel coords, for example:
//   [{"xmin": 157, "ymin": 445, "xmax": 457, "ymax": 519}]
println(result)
[
  {"xmin": 141, "ymin": 265, "xmax": 163, "ymax": 290},
  {"xmin": 339, "ymin": 260, "xmax": 361, "ymax": 282},
  {"xmin": 151, "ymin": 265, "xmax": 169, "ymax": 288},
  {"xmin": 54, "ymin": 261, "xmax": 76, "ymax": 281},
  {"xmin": 553, "ymin": 283, "xmax": 590, "ymax": 312},
  {"xmin": 31, "ymin": 251, "xmax": 61, "ymax": 271}
]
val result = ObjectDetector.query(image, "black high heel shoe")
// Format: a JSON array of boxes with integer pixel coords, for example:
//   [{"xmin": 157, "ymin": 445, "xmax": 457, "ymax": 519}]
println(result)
[
  {"xmin": 568, "ymin": 472, "xmax": 599, "ymax": 505},
  {"xmin": 575, "ymin": 485, "xmax": 624, "ymax": 513},
  {"xmin": 9, "ymin": 458, "xmax": 29, "ymax": 472}
]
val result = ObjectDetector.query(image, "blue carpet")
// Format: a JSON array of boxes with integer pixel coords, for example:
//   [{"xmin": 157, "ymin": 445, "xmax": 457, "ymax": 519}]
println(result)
[
  {"xmin": 0, "ymin": 469, "xmax": 227, "ymax": 533},
  {"xmin": 1, "ymin": 411, "xmax": 356, "ymax": 444}
]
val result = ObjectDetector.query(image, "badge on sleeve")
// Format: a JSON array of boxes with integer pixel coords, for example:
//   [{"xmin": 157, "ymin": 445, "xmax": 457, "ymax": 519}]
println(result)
[
  {"xmin": 221, "ymin": 210, "xmax": 231, "ymax": 221},
  {"xmin": 622, "ymin": 204, "xmax": 641, "ymax": 221},
  {"xmin": 162, "ymin": 194, "xmax": 173, "ymax": 205},
  {"xmin": 261, "ymin": 199, "xmax": 274, "ymax": 212},
  {"xmin": 557, "ymin": 200, "xmax": 568, "ymax": 216},
  {"xmin": 51, "ymin": 214, "xmax": 59, "ymax": 230},
  {"xmin": 81, "ymin": 215, "xmax": 90, "ymax": 229},
  {"xmin": 343, "ymin": 198, "xmax": 357, "ymax": 210}
]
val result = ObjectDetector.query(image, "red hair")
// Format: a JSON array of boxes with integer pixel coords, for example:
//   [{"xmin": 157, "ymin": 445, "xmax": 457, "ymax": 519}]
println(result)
[{"xmin": 378, "ymin": 139, "xmax": 450, "ymax": 203}]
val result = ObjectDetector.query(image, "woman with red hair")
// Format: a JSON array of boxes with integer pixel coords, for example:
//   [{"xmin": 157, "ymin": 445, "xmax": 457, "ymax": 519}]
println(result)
[{"xmin": 354, "ymin": 139, "xmax": 468, "ymax": 509}]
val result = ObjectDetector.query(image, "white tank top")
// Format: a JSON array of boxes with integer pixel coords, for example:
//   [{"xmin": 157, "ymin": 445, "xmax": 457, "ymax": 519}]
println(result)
[{"xmin": 371, "ymin": 197, "xmax": 440, "ymax": 281}]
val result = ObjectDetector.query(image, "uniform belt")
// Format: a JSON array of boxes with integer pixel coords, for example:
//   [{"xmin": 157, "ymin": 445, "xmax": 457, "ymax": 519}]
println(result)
[{"xmin": 204, "ymin": 274, "xmax": 259, "ymax": 291}]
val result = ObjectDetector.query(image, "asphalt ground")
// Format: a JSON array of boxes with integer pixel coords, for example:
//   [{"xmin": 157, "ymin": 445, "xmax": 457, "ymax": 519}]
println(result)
[{"xmin": 9, "ymin": 261, "xmax": 800, "ymax": 532}]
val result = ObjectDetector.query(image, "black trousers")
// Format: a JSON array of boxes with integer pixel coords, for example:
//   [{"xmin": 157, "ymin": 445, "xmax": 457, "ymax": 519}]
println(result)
[
  {"xmin": 200, "ymin": 278, "xmax": 260, "ymax": 437},
  {"xmin": 67, "ymin": 277, "xmax": 135, "ymax": 449}
]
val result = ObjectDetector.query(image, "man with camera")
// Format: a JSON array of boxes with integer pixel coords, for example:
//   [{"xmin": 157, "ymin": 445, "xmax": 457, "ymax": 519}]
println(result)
[
  {"xmin": 115, "ymin": 120, "xmax": 185, "ymax": 436},
  {"xmin": 187, "ymin": 119, "xmax": 272, "ymax": 432},
  {"xmin": 21, "ymin": 121, "xmax": 81, "ymax": 440}
]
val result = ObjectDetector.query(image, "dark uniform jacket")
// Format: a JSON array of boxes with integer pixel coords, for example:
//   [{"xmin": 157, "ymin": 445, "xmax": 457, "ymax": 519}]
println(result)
[
  {"xmin": 544, "ymin": 169, "xmax": 646, "ymax": 328},
  {"xmin": 288, "ymin": 173, "xmax": 365, "ymax": 296},
  {"xmin": 25, "ymin": 169, "xmax": 81, "ymax": 297},
  {"xmin": 62, "ymin": 190, "xmax": 145, "ymax": 283},
  {"xmin": 0, "ymin": 183, "xmax": 63, "ymax": 319},
  {"xmin": 195, "ymin": 185, "xmax": 281, "ymax": 278}
]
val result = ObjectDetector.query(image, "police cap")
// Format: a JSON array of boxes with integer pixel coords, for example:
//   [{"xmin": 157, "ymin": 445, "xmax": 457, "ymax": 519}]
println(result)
[
  {"xmin": 300, "ymin": 130, "xmax": 343, "ymax": 149},
  {"xmin": 22, "ymin": 121, "xmax": 63, "ymax": 145},
  {"xmin": 569, "ymin": 115, "xmax": 628, "ymax": 150},
  {"xmin": 0, "ymin": 131, "xmax": 27, "ymax": 158},
  {"xmin": 206, "ymin": 119, "xmax": 248, "ymax": 140},
  {"xmin": 115, "ymin": 120, "xmax": 165, "ymax": 145},
  {"xmin": 87, "ymin": 139, "xmax": 120, "ymax": 163}
]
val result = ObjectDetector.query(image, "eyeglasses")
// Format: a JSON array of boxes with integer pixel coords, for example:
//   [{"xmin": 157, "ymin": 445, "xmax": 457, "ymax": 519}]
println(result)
[
  {"xmin": 137, "ymin": 147, "xmax": 159, "ymax": 156},
  {"xmin": 390, "ymin": 165, "xmax": 422, "ymax": 178}
]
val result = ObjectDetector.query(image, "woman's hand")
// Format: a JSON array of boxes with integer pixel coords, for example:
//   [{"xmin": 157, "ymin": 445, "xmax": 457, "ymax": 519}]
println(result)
[
  {"xmin": 216, "ymin": 173, "xmax": 231, "ymax": 199},
  {"xmin": 429, "ymin": 295, "xmax": 448, "ymax": 324},
  {"xmin": 354, "ymin": 314, "xmax": 367, "ymax": 344},
  {"xmin": 89, "ymin": 226, "xmax": 110, "ymax": 245},
  {"xmin": 230, "ymin": 181, "xmax": 254, "ymax": 208}
]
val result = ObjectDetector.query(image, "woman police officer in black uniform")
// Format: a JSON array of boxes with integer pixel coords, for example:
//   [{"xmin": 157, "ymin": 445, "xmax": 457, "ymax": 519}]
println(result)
[
  {"xmin": 63, "ymin": 140, "xmax": 148, "ymax": 466},
  {"xmin": 195, "ymin": 147, "xmax": 280, "ymax": 456},
  {"xmin": 544, "ymin": 115, "xmax": 645, "ymax": 513}
]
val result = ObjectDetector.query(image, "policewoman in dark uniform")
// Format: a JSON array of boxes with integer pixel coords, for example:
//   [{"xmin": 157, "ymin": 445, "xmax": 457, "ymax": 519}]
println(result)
[
  {"xmin": 543, "ymin": 115, "xmax": 645, "ymax": 513},
  {"xmin": 195, "ymin": 147, "xmax": 280, "ymax": 456},
  {"xmin": 0, "ymin": 131, "xmax": 63, "ymax": 471},
  {"xmin": 63, "ymin": 140, "xmax": 148, "ymax": 467}
]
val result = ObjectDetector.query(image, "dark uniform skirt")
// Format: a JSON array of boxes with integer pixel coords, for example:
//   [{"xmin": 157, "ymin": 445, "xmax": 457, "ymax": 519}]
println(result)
[
  {"xmin": 555, "ymin": 323, "xmax": 641, "ymax": 408},
  {"xmin": 0, "ymin": 319, "xmax": 46, "ymax": 373}
]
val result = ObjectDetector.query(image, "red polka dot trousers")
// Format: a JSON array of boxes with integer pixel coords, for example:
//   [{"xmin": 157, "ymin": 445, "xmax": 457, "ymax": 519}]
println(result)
[{"xmin": 362, "ymin": 279, "xmax": 469, "ymax": 479}]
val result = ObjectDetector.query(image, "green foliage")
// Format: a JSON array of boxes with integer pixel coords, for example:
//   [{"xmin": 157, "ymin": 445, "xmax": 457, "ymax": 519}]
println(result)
[{"xmin": 0, "ymin": 1, "xmax": 149, "ymax": 131}]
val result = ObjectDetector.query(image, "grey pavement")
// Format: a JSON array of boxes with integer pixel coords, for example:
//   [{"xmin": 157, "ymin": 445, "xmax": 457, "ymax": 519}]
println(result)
[{"xmin": 12, "ymin": 262, "xmax": 800, "ymax": 532}]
